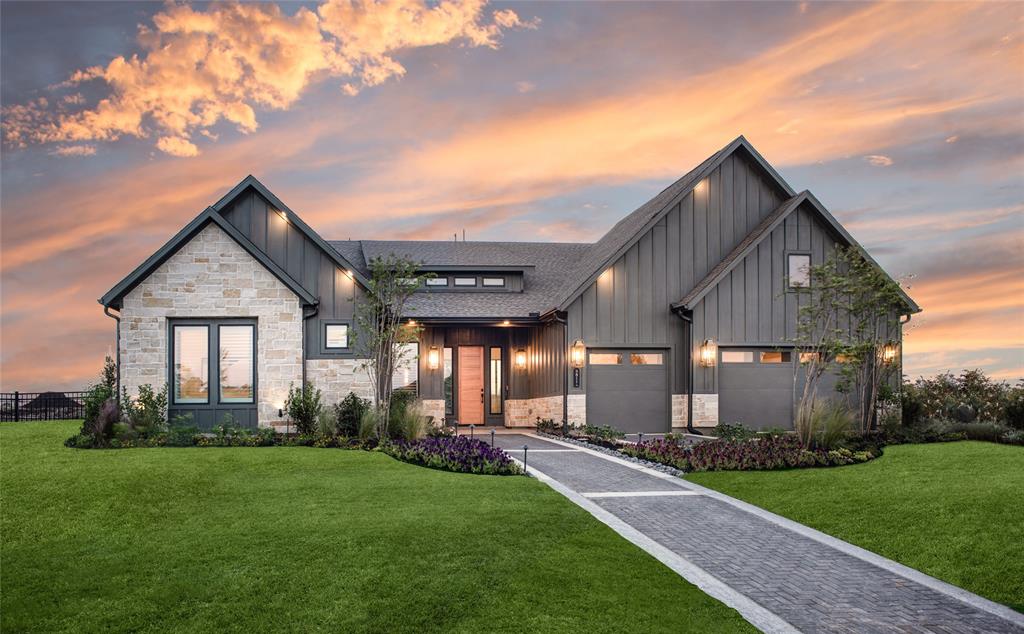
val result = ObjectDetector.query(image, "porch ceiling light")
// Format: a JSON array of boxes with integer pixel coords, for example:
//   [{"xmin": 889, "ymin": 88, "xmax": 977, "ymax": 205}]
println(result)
[
  {"xmin": 427, "ymin": 346, "xmax": 440, "ymax": 370},
  {"xmin": 514, "ymin": 348, "xmax": 527, "ymax": 370},
  {"xmin": 570, "ymin": 340, "xmax": 586, "ymax": 369},
  {"xmin": 880, "ymin": 342, "xmax": 899, "ymax": 365},
  {"xmin": 502, "ymin": 320, "xmax": 511, "ymax": 326},
  {"xmin": 699, "ymin": 339, "xmax": 717, "ymax": 367}
]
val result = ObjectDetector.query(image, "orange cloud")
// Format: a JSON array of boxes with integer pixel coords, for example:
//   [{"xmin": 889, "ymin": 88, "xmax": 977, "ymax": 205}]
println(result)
[{"xmin": 1, "ymin": 0, "xmax": 531, "ymax": 156}]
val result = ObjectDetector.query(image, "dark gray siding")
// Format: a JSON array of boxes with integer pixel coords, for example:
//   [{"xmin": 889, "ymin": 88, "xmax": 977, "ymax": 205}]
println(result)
[
  {"xmin": 566, "ymin": 152, "xmax": 787, "ymax": 394},
  {"xmin": 417, "ymin": 323, "xmax": 564, "ymax": 402},
  {"xmin": 689, "ymin": 201, "xmax": 902, "ymax": 393},
  {"xmin": 219, "ymin": 188, "xmax": 363, "ymax": 358}
]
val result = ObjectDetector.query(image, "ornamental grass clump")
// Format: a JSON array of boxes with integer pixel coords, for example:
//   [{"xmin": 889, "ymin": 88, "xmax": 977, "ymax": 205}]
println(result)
[{"xmin": 383, "ymin": 436, "xmax": 523, "ymax": 475}]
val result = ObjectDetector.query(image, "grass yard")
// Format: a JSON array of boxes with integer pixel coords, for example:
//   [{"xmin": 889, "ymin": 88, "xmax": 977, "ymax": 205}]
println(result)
[
  {"xmin": 1, "ymin": 422, "xmax": 754, "ymax": 633},
  {"xmin": 688, "ymin": 441, "xmax": 1024, "ymax": 613}
]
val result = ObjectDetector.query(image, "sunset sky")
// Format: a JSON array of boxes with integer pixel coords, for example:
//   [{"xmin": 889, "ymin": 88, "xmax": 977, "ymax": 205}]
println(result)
[{"xmin": 1, "ymin": 0, "xmax": 1022, "ymax": 391}]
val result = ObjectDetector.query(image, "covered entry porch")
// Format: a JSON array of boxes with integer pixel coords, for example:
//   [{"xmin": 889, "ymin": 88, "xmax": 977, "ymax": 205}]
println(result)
[{"xmin": 416, "ymin": 319, "xmax": 567, "ymax": 428}]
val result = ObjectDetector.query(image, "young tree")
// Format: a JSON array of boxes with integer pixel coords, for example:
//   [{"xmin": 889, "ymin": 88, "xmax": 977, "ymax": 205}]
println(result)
[
  {"xmin": 792, "ymin": 246, "xmax": 908, "ymax": 434},
  {"xmin": 353, "ymin": 255, "xmax": 424, "ymax": 441}
]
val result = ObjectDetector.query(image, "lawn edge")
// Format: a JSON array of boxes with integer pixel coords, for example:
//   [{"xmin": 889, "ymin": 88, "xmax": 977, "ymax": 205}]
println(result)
[
  {"xmin": 533, "ymin": 433, "xmax": 1024, "ymax": 626},
  {"xmin": 509, "ymin": 454, "xmax": 798, "ymax": 634}
]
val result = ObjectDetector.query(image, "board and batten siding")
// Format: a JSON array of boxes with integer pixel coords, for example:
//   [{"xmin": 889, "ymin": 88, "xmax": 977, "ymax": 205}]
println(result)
[
  {"xmin": 565, "ymin": 152, "xmax": 787, "ymax": 395},
  {"xmin": 218, "ymin": 188, "xmax": 362, "ymax": 358},
  {"xmin": 689, "ymin": 200, "xmax": 903, "ymax": 393}
]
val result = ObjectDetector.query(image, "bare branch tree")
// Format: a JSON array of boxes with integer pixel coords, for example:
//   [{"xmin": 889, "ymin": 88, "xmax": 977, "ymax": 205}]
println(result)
[{"xmin": 353, "ymin": 255, "xmax": 424, "ymax": 441}]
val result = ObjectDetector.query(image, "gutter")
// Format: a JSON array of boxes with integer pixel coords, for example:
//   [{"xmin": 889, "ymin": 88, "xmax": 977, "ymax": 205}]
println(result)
[
  {"xmin": 302, "ymin": 302, "xmax": 320, "ymax": 386},
  {"xmin": 103, "ymin": 304, "xmax": 121, "ymax": 402},
  {"xmin": 548, "ymin": 310, "xmax": 570, "ymax": 433},
  {"xmin": 671, "ymin": 306, "xmax": 700, "ymax": 435}
]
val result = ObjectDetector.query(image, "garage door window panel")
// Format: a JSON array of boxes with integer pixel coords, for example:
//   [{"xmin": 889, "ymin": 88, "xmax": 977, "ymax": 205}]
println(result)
[
  {"xmin": 589, "ymin": 352, "xmax": 622, "ymax": 365},
  {"xmin": 722, "ymin": 350, "xmax": 754, "ymax": 363},
  {"xmin": 760, "ymin": 351, "xmax": 792, "ymax": 364},
  {"xmin": 630, "ymin": 352, "xmax": 663, "ymax": 365}
]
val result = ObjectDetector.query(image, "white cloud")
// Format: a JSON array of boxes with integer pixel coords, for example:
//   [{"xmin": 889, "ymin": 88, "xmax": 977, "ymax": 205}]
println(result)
[
  {"xmin": 2, "ymin": 0, "xmax": 532, "ymax": 156},
  {"xmin": 515, "ymin": 81, "xmax": 536, "ymax": 93},
  {"xmin": 49, "ymin": 144, "xmax": 96, "ymax": 157},
  {"xmin": 864, "ymin": 154, "xmax": 894, "ymax": 167}
]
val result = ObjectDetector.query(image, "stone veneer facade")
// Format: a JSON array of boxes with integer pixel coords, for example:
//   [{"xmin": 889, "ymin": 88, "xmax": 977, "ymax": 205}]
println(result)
[
  {"xmin": 305, "ymin": 359, "xmax": 374, "ymax": 404},
  {"xmin": 671, "ymin": 393, "xmax": 719, "ymax": 430},
  {"xmin": 119, "ymin": 224, "xmax": 303, "ymax": 426},
  {"xmin": 504, "ymin": 394, "xmax": 586, "ymax": 428}
]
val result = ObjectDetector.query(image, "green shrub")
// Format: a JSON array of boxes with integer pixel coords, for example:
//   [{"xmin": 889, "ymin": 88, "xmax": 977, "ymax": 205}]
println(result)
[
  {"xmin": 316, "ymin": 409, "xmax": 339, "ymax": 438},
  {"xmin": 581, "ymin": 424, "xmax": 625, "ymax": 442},
  {"xmin": 535, "ymin": 418, "xmax": 562, "ymax": 435},
  {"xmin": 285, "ymin": 382, "xmax": 323, "ymax": 435},
  {"xmin": 1005, "ymin": 383, "xmax": 1024, "ymax": 430},
  {"xmin": 1001, "ymin": 428, "xmax": 1024, "ymax": 445},
  {"xmin": 951, "ymin": 422, "xmax": 1009, "ymax": 444},
  {"xmin": 335, "ymin": 393, "xmax": 370, "ymax": 437},
  {"xmin": 359, "ymin": 407, "xmax": 380, "ymax": 442},
  {"xmin": 712, "ymin": 423, "xmax": 756, "ymax": 441},
  {"xmin": 120, "ymin": 384, "xmax": 169, "ymax": 437},
  {"xmin": 392, "ymin": 401, "xmax": 427, "ymax": 441}
]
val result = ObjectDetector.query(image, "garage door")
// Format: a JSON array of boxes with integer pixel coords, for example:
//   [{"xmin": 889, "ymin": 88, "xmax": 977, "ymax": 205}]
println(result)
[
  {"xmin": 718, "ymin": 348, "xmax": 797, "ymax": 430},
  {"xmin": 586, "ymin": 349, "xmax": 669, "ymax": 434}
]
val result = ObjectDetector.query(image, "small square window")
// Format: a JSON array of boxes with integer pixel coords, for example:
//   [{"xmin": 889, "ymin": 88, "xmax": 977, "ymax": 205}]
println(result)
[
  {"xmin": 398, "ymin": 277, "xmax": 420, "ymax": 287},
  {"xmin": 760, "ymin": 351, "xmax": 792, "ymax": 364},
  {"xmin": 482, "ymin": 277, "xmax": 505, "ymax": 287},
  {"xmin": 799, "ymin": 352, "xmax": 820, "ymax": 364},
  {"xmin": 722, "ymin": 350, "xmax": 754, "ymax": 363},
  {"xmin": 454, "ymin": 277, "xmax": 477, "ymax": 287},
  {"xmin": 325, "ymin": 324, "xmax": 349, "ymax": 349},
  {"xmin": 589, "ymin": 352, "xmax": 621, "ymax": 365},
  {"xmin": 788, "ymin": 254, "xmax": 811, "ymax": 288},
  {"xmin": 425, "ymin": 277, "xmax": 448, "ymax": 287}
]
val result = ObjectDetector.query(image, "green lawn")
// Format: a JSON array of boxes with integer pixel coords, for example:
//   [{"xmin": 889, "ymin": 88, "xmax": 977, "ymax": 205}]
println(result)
[
  {"xmin": 688, "ymin": 441, "xmax": 1024, "ymax": 612},
  {"xmin": 1, "ymin": 422, "xmax": 753, "ymax": 633}
]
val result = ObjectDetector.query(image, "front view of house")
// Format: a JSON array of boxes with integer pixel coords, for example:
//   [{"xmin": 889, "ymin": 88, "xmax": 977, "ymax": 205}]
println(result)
[{"xmin": 100, "ymin": 136, "xmax": 919, "ymax": 433}]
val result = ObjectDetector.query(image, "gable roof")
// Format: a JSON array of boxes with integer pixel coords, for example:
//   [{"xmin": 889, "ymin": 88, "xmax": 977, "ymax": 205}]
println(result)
[
  {"xmin": 211, "ymin": 175, "xmax": 371, "ymax": 288},
  {"xmin": 671, "ymin": 191, "xmax": 920, "ymax": 314},
  {"xmin": 98, "ymin": 207, "xmax": 317, "ymax": 309},
  {"xmin": 554, "ymin": 135, "xmax": 797, "ymax": 310},
  {"xmin": 327, "ymin": 239, "xmax": 590, "ymax": 318}
]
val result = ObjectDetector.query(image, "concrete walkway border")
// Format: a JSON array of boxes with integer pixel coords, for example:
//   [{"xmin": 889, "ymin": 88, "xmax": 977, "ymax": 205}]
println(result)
[{"xmin": 526, "ymin": 433, "xmax": 1024, "ymax": 630}]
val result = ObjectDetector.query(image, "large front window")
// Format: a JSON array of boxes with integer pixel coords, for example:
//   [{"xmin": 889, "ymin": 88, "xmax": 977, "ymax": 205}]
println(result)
[
  {"xmin": 219, "ymin": 325, "xmax": 254, "ymax": 403},
  {"xmin": 174, "ymin": 325, "xmax": 209, "ymax": 403}
]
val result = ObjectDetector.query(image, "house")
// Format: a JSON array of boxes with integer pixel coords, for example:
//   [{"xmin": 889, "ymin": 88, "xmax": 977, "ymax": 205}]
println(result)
[{"xmin": 99, "ymin": 136, "xmax": 919, "ymax": 432}]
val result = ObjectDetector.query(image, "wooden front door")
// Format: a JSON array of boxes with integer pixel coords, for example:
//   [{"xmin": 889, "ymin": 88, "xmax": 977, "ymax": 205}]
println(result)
[{"xmin": 457, "ymin": 346, "xmax": 484, "ymax": 424}]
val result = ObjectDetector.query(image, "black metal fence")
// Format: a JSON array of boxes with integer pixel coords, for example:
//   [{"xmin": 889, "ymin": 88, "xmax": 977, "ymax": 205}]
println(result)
[{"xmin": 0, "ymin": 391, "xmax": 89, "ymax": 422}]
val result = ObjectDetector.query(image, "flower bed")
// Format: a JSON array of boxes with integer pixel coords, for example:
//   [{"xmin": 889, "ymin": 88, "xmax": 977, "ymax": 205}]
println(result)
[
  {"xmin": 620, "ymin": 434, "xmax": 877, "ymax": 472},
  {"xmin": 382, "ymin": 436, "xmax": 523, "ymax": 475}
]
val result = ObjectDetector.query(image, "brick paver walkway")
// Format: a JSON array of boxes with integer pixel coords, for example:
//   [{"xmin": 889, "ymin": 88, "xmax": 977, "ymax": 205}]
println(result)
[{"xmin": 499, "ymin": 433, "xmax": 1024, "ymax": 634}]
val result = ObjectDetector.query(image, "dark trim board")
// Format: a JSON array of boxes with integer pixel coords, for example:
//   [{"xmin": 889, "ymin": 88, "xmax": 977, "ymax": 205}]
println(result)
[{"xmin": 99, "ymin": 208, "xmax": 317, "ymax": 309}]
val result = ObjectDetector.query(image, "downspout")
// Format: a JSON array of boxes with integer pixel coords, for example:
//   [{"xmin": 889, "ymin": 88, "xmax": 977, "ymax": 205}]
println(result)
[
  {"xmin": 103, "ymin": 305, "xmax": 121, "ymax": 404},
  {"xmin": 671, "ymin": 307, "xmax": 701, "ymax": 435},
  {"xmin": 302, "ymin": 302, "xmax": 320, "ymax": 386},
  {"xmin": 551, "ymin": 311, "xmax": 570, "ymax": 432}
]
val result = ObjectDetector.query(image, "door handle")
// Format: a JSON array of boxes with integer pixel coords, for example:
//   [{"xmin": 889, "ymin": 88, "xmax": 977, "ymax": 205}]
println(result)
[{"xmin": 480, "ymin": 388, "xmax": 484, "ymax": 403}]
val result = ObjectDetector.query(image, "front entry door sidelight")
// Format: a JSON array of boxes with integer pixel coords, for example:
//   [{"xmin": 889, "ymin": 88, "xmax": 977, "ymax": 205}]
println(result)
[{"xmin": 457, "ymin": 346, "xmax": 484, "ymax": 424}]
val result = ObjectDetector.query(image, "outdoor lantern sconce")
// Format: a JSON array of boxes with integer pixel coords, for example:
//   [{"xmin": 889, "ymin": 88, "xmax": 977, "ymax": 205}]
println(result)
[
  {"xmin": 570, "ymin": 340, "xmax": 586, "ymax": 369},
  {"xmin": 699, "ymin": 339, "xmax": 717, "ymax": 367},
  {"xmin": 570, "ymin": 339, "xmax": 585, "ymax": 388},
  {"xmin": 881, "ymin": 342, "xmax": 899, "ymax": 365},
  {"xmin": 514, "ymin": 348, "xmax": 527, "ymax": 370},
  {"xmin": 427, "ymin": 346, "xmax": 440, "ymax": 370}
]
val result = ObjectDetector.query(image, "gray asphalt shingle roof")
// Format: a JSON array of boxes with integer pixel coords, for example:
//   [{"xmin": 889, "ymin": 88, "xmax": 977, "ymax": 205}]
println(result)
[{"xmin": 326, "ymin": 239, "xmax": 591, "ymax": 318}]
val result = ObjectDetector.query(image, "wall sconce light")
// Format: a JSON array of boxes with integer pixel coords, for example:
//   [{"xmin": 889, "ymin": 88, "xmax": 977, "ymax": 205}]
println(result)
[
  {"xmin": 880, "ymin": 342, "xmax": 899, "ymax": 365},
  {"xmin": 276, "ymin": 209, "xmax": 288, "ymax": 223},
  {"xmin": 570, "ymin": 340, "xmax": 586, "ymax": 369},
  {"xmin": 514, "ymin": 348, "xmax": 527, "ymax": 370},
  {"xmin": 427, "ymin": 346, "xmax": 440, "ymax": 370},
  {"xmin": 699, "ymin": 339, "xmax": 717, "ymax": 367},
  {"xmin": 408, "ymin": 319, "xmax": 417, "ymax": 327}
]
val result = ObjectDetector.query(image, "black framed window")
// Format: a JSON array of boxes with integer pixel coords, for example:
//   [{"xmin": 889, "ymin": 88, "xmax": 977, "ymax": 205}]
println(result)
[
  {"xmin": 489, "ymin": 347, "xmax": 502, "ymax": 415},
  {"xmin": 482, "ymin": 277, "xmax": 505, "ymax": 287},
  {"xmin": 426, "ymin": 277, "xmax": 449, "ymax": 287},
  {"xmin": 443, "ymin": 347, "xmax": 454, "ymax": 415},
  {"xmin": 454, "ymin": 277, "xmax": 477, "ymax": 287},
  {"xmin": 324, "ymin": 323, "xmax": 350, "ymax": 349},
  {"xmin": 219, "ymin": 325, "xmax": 255, "ymax": 403},
  {"xmin": 788, "ymin": 253, "xmax": 811, "ymax": 288},
  {"xmin": 173, "ymin": 325, "xmax": 209, "ymax": 404}
]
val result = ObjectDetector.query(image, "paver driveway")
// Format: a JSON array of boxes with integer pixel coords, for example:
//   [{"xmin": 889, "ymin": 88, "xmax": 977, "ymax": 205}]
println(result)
[{"xmin": 494, "ymin": 433, "xmax": 1024, "ymax": 634}]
